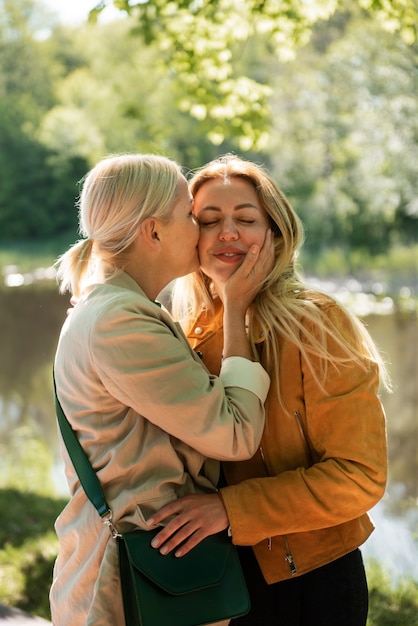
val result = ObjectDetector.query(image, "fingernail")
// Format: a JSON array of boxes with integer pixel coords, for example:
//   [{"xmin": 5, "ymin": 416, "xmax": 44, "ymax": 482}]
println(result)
[
  {"xmin": 151, "ymin": 538, "xmax": 159, "ymax": 548},
  {"xmin": 146, "ymin": 517, "xmax": 154, "ymax": 526},
  {"xmin": 160, "ymin": 546, "xmax": 168, "ymax": 555}
]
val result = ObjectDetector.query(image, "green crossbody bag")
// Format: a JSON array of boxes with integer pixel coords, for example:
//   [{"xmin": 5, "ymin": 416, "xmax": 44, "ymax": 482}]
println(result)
[{"xmin": 54, "ymin": 376, "xmax": 251, "ymax": 626}]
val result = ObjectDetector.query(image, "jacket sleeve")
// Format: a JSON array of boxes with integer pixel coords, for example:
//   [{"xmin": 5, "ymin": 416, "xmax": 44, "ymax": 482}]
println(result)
[
  {"xmin": 89, "ymin": 295, "xmax": 268, "ymax": 461},
  {"xmin": 220, "ymin": 303, "xmax": 388, "ymax": 545}
]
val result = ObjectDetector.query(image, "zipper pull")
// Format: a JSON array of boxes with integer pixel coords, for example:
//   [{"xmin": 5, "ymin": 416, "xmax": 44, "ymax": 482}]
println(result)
[
  {"xmin": 285, "ymin": 553, "xmax": 298, "ymax": 576},
  {"xmin": 267, "ymin": 537, "xmax": 272, "ymax": 550}
]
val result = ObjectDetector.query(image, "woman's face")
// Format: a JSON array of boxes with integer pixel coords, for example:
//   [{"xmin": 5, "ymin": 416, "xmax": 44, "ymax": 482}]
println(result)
[
  {"xmin": 165, "ymin": 177, "xmax": 200, "ymax": 278},
  {"xmin": 194, "ymin": 177, "xmax": 270, "ymax": 292}
]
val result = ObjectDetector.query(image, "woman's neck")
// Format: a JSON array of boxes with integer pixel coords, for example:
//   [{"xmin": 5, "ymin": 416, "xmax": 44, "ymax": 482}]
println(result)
[{"xmin": 211, "ymin": 280, "xmax": 225, "ymax": 303}]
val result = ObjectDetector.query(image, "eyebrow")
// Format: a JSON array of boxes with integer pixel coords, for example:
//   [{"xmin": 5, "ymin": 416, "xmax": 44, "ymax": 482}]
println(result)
[{"xmin": 199, "ymin": 203, "xmax": 260, "ymax": 212}]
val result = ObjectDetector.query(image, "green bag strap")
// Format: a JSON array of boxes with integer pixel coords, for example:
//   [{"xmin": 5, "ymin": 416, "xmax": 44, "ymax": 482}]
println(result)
[{"xmin": 53, "ymin": 371, "xmax": 121, "ymax": 537}]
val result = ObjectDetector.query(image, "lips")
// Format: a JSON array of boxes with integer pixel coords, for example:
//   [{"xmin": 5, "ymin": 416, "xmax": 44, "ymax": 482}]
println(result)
[{"xmin": 212, "ymin": 247, "xmax": 246, "ymax": 263}]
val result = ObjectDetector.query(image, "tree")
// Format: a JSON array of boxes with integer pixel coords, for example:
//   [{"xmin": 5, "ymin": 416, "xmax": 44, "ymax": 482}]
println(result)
[
  {"xmin": 91, "ymin": 0, "xmax": 418, "ymax": 149},
  {"xmin": 266, "ymin": 7, "xmax": 418, "ymax": 255},
  {"xmin": 38, "ymin": 18, "xmax": 234, "ymax": 169},
  {"xmin": 0, "ymin": 0, "xmax": 88, "ymax": 240},
  {"xmin": 1, "ymin": 0, "xmax": 416, "ymax": 247}
]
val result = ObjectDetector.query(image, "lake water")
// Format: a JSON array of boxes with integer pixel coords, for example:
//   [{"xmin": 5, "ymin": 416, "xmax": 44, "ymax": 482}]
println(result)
[{"xmin": 0, "ymin": 281, "xmax": 417, "ymax": 582}]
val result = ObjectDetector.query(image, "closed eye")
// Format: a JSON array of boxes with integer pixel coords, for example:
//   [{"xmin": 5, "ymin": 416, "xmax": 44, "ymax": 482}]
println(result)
[
  {"xmin": 198, "ymin": 219, "xmax": 219, "ymax": 227},
  {"xmin": 198, "ymin": 219, "xmax": 256, "ymax": 226}
]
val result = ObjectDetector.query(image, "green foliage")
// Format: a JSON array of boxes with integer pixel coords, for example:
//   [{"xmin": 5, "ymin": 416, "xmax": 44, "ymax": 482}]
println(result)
[
  {"xmin": 0, "ymin": 432, "xmax": 55, "ymax": 495},
  {"xmin": 299, "ymin": 245, "xmax": 418, "ymax": 306},
  {"xmin": 366, "ymin": 559, "xmax": 418, "ymax": 626},
  {"xmin": 0, "ymin": 117, "xmax": 86, "ymax": 238},
  {"xmin": 267, "ymin": 7, "xmax": 418, "ymax": 256},
  {"xmin": 0, "ymin": 0, "xmax": 57, "ymax": 115},
  {"xmin": 0, "ymin": 236, "xmax": 75, "ymax": 277},
  {"xmin": 0, "ymin": 0, "xmax": 89, "ymax": 241},
  {"xmin": 0, "ymin": 488, "xmax": 67, "ymax": 619},
  {"xmin": 0, "ymin": 489, "xmax": 65, "ymax": 549},
  {"xmin": 0, "ymin": 0, "xmax": 417, "ymax": 255},
  {"xmin": 90, "ymin": 0, "xmax": 325, "ymax": 149},
  {"xmin": 357, "ymin": 0, "xmax": 418, "ymax": 45},
  {"xmin": 90, "ymin": 0, "xmax": 417, "ymax": 149}
]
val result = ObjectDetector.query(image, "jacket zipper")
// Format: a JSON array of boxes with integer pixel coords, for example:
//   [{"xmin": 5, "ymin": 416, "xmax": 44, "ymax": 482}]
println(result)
[
  {"xmin": 294, "ymin": 410, "xmax": 314, "ymax": 466},
  {"xmin": 283, "ymin": 409, "xmax": 315, "ymax": 575},
  {"xmin": 284, "ymin": 536, "xmax": 298, "ymax": 575},
  {"xmin": 259, "ymin": 445, "xmax": 273, "ymax": 551},
  {"xmin": 260, "ymin": 441, "xmax": 297, "ymax": 575},
  {"xmin": 259, "ymin": 411, "xmax": 311, "ymax": 574}
]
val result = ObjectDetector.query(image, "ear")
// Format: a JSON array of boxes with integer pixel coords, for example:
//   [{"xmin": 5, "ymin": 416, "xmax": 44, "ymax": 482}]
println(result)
[{"xmin": 140, "ymin": 218, "xmax": 162, "ymax": 250}]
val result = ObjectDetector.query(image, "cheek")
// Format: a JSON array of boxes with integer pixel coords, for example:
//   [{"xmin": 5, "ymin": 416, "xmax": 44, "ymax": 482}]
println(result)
[
  {"xmin": 197, "ymin": 238, "xmax": 206, "ymax": 259},
  {"xmin": 188, "ymin": 219, "xmax": 200, "ymax": 242},
  {"xmin": 197, "ymin": 236, "xmax": 215, "ymax": 271},
  {"xmin": 197, "ymin": 230, "xmax": 211, "ymax": 254},
  {"xmin": 243, "ymin": 226, "xmax": 268, "ymax": 246}
]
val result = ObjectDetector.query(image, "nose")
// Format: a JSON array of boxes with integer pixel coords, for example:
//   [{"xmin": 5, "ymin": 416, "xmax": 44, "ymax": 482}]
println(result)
[{"xmin": 219, "ymin": 219, "xmax": 238, "ymax": 241}]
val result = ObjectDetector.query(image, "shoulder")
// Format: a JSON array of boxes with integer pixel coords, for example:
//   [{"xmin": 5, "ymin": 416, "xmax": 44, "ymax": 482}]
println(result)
[
  {"xmin": 75, "ymin": 276, "xmax": 178, "ymax": 340},
  {"xmin": 86, "ymin": 273, "xmax": 161, "ymax": 317},
  {"xmin": 305, "ymin": 290, "xmax": 339, "ymax": 311},
  {"xmin": 287, "ymin": 289, "xmax": 365, "ymax": 353},
  {"xmin": 299, "ymin": 290, "xmax": 373, "ymax": 361},
  {"xmin": 303, "ymin": 290, "xmax": 352, "ymax": 326}
]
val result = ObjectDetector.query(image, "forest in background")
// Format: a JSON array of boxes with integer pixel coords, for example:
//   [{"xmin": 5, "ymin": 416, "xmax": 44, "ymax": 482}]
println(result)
[{"xmin": 0, "ymin": 0, "xmax": 416, "ymax": 295}]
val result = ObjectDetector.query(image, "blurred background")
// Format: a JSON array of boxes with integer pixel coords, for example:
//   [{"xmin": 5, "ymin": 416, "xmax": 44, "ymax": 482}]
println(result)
[{"xmin": 0, "ymin": 0, "xmax": 416, "ymax": 623}]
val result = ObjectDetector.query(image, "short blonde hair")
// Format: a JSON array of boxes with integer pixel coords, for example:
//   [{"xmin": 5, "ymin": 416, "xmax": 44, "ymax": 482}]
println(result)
[{"xmin": 56, "ymin": 154, "xmax": 183, "ymax": 297}]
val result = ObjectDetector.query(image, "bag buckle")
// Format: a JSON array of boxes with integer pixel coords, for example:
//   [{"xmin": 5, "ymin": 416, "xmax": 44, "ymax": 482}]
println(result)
[{"xmin": 101, "ymin": 509, "xmax": 122, "ymax": 539}]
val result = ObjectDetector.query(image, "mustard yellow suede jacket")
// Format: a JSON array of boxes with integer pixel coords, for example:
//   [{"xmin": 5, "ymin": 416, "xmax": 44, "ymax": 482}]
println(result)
[{"xmin": 188, "ymin": 296, "xmax": 387, "ymax": 583}]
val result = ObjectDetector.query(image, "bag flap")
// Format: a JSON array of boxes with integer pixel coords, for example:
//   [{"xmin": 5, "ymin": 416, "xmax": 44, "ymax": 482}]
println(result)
[{"xmin": 121, "ymin": 529, "xmax": 232, "ymax": 595}]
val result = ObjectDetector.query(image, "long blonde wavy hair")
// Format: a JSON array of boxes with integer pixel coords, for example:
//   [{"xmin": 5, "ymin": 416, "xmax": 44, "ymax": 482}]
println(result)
[
  {"xmin": 55, "ymin": 153, "xmax": 183, "ymax": 298},
  {"xmin": 172, "ymin": 154, "xmax": 391, "ymax": 396}
]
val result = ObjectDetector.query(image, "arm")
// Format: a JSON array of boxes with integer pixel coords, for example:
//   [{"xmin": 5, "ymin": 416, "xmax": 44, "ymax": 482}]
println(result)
[
  {"xmin": 221, "ymin": 305, "xmax": 388, "ymax": 544},
  {"xmin": 147, "ymin": 304, "xmax": 387, "ymax": 554},
  {"xmin": 86, "ymin": 238, "xmax": 268, "ymax": 461},
  {"xmin": 92, "ymin": 234, "xmax": 273, "ymax": 459},
  {"xmin": 91, "ymin": 302, "xmax": 267, "ymax": 461}
]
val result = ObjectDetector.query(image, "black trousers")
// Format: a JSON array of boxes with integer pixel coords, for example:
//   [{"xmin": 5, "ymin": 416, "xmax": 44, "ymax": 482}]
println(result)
[{"xmin": 230, "ymin": 546, "xmax": 368, "ymax": 626}]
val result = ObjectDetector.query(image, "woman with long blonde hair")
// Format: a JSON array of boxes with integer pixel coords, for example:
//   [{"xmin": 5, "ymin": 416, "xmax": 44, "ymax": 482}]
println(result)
[{"xmin": 148, "ymin": 154, "xmax": 389, "ymax": 626}]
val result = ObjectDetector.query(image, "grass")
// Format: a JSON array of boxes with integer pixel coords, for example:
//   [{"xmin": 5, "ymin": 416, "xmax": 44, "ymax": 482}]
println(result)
[
  {"xmin": 0, "ymin": 486, "xmax": 417, "ymax": 623},
  {"xmin": 367, "ymin": 559, "xmax": 418, "ymax": 626},
  {"xmin": 0, "ymin": 234, "xmax": 76, "ymax": 276},
  {"xmin": 0, "ymin": 488, "xmax": 68, "ymax": 620}
]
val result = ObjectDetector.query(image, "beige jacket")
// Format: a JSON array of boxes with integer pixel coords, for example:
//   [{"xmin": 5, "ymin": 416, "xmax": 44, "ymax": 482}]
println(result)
[
  {"xmin": 50, "ymin": 272, "xmax": 269, "ymax": 626},
  {"xmin": 188, "ymin": 295, "xmax": 387, "ymax": 583}
]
